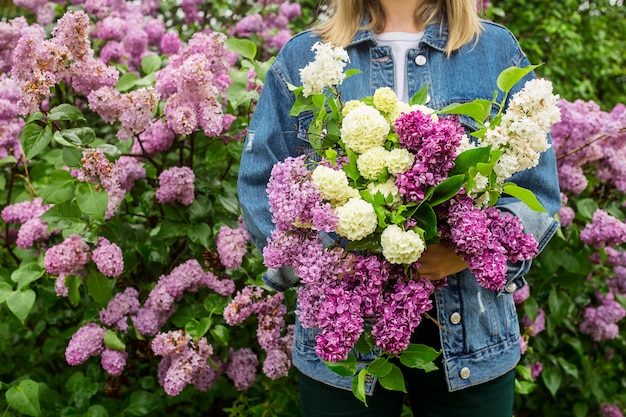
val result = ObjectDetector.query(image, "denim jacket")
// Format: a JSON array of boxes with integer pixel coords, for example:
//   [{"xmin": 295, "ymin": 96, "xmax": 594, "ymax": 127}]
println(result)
[{"xmin": 237, "ymin": 19, "xmax": 561, "ymax": 394}]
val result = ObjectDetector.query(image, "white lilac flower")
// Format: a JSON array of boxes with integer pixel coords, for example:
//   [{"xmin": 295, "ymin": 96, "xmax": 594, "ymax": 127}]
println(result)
[
  {"xmin": 340, "ymin": 105, "xmax": 390, "ymax": 153},
  {"xmin": 508, "ymin": 78, "xmax": 561, "ymax": 131},
  {"xmin": 357, "ymin": 146, "xmax": 389, "ymax": 180},
  {"xmin": 311, "ymin": 165, "xmax": 359, "ymax": 205},
  {"xmin": 380, "ymin": 224, "xmax": 425, "ymax": 264},
  {"xmin": 299, "ymin": 42, "xmax": 349, "ymax": 97},
  {"xmin": 367, "ymin": 179, "xmax": 402, "ymax": 208},
  {"xmin": 387, "ymin": 148, "xmax": 414, "ymax": 175},
  {"xmin": 335, "ymin": 197, "xmax": 378, "ymax": 241}
]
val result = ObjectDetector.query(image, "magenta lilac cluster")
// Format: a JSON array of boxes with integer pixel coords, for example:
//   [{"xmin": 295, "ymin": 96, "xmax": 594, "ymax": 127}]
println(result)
[
  {"xmin": 224, "ymin": 286, "xmax": 293, "ymax": 379},
  {"xmin": 579, "ymin": 292, "xmax": 626, "ymax": 342},
  {"xmin": 216, "ymin": 217, "xmax": 249, "ymax": 270},
  {"xmin": 133, "ymin": 259, "xmax": 235, "ymax": 336},
  {"xmin": 443, "ymin": 196, "xmax": 538, "ymax": 291},
  {"xmin": 152, "ymin": 330, "xmax": 219, "ymax": 395},
  {"xmin": 579, "ymin": 209, "xmax": 626, "ymax": 248},
  {"xmin": 522, "ymin": 308, "xmax": 546, "ymax": 337},
  {"xmin": 394, "ymin": 112, "xmax": 464, "ymax": 202}
]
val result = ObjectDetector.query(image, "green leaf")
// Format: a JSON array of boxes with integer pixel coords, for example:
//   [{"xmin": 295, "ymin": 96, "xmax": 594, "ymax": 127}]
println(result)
[
  {"xmin": 399, "ymin": 343, "xmax": 441, "ymax": 369},
  {"xmin": 11, "ymin": 262, "xmax": 44, "ymax": 291},
  {"xmin": 61, "ymin": 127, "xmax": 96, "ymax": 146},
  {"xmin": 496, "ymin": 64, "xmax": 541, "ymax": 93},
  {"xmin": 75, "ymin": 182, "xmax": 108, "ymax": 222},
  {"xmin": 514, "ymin": 379, "xmax": 536, "ymax": 395},
  {"xmin": 86, "ymin": 405, "xmax": 109, "ymax": 417},
  {"xmin": 6, "ymin": 289, "xmax": 36, "ymax": 324},
  {"xmin": 351, "ymin": 368, "xmax": 368, "ymax": 406},
  {"xmin": 185, "ymin": 317, "xmax": 212, "ymax": 339},
  {"xmin": 323, "ymin": 353, "xmax": 357, "ymax": 377},
  {"xmin": 541, "ymin": 366, "xmax": 562, "ymax": 397},
  {"xmin": 63, "ymin": 146, "xmax": 84, "ymax": 168},
  {"xmin": 6, "ymin": 379, "xmax": 41, "ymax": 417},
  {"xmin": 116, "ymin": 72, "xmax": 138, "ymax": 92},
  {"xmin": 86, "ymin": 269, "xmax": 112, "ymax": 305},
  {"xmin": 409, "ymin": 84, "xmax": 429, "ymax": 106},
  {"xmin": 0, "ymin": 282, "xmax": 13, "ymax": 304},
  {"xmin": 66, "ymin": 275, "xmax": 82, "ymax": 307},
  {"xmin": 141, "ymin": 54, "xmax": 162, "ymax": 74},
  {"xmin": 210, "ymin": 324, "xmax": 230, "ymax": 346},
  {"xmin": 40, "ymin": 169, "xmax": 76, "ymax": 204},
  {"xmin": 0, "ymin": 155, "xmax": 17, "ymax": 166},
  {"xmin": 104, "ymin": 329, "xmax": 126, "ymax": 351},
  {"xmin": 557, "ymin": 357, "xmax": 579, "ymax": 379},
  {"xmin": 98, "ymin": 144, "xmax": 121, "ymax": 158},
  {"xmin": 429, "ymin": 174, "xmax": 465, "ymax": 206},
  {"xmin": 53, "ymin": 130, "xmax": 79, "ymax": 147},
  {"xmin": 573, "ymin": 402, "xmax": 589, "ymax": 417},
  {"xmin": 575, "ymin": 198, "xmax": 598, "ymax": 220},
  {"xmin": 378, "ymin": 364, "xmax": 407, "ymax": 392},
  {"xmin": 516, "ymin": 364, "xmax": 533, "ymax": 381},
  {"xmin": 188, "ymin": 223, "xmax": 212, "ymax": 248},
  {"xmin": 411, "ymin": 204, "xmax": 437, "ymax": 241},
  {"xmin": 450, "ymin": 146, "xmax": 491, "ymax": 175},
  {"xmin": 502, "ymin": 182, "xmax": 547, "ymax": 213},
  {"xmin": 226, "ymin": 38, "xmax": 257, "ymax": 61},
  {"xmin": 134, "ymin": 73, "xmax": 156, "ymax": 89},
  {"xmin": 438, "ymin": 100, "xmax": 491, "ymax": 124},
  {"xmin": 548, "ymin": 288, "xmax": 571, "ymax": 325},
  {"xmin": 39, "ymin": 200, "xmax": 83, "ymax": 230},
  {"xmin": 367, "ymin": 357, "xmax": 392, "ymax": 378},
  {"xmin": 124, "ymin": 390, "xmax": 163, "ymax": 416},
  {"xmin": 20, "ymin": 122, "xmax": 52, "ymax": 159},
  {"xmin": 48, "ymin": 104, "xmax": 86, "ymax": 122}
]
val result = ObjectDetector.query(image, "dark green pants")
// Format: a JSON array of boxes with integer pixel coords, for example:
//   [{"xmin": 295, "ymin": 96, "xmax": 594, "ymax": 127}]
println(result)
[{"xmin": 298, "ymin": 367, "xmax": 516, "ymax": 417}]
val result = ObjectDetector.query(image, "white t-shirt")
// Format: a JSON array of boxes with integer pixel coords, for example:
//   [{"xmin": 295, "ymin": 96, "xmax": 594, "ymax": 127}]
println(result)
[{"xmin": 374, "ymin": 31, "xmax": 425, "ymax": 102}]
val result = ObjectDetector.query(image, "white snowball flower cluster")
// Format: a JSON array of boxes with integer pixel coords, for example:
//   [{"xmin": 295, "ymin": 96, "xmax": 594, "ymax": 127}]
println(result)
[
  {"xmin": 357, "ymin": 146, "xmax": 389, "ymax": 180},
  {"xmin": 311, "ymin": 165, "xmax": 359, "ymax": 204},
  {"xmin": 380, "ymin": 224, "xmax": 425, "ymax": 264},
  {"xmin": 299, "ymin": 42, "xmax": 350, "ymax": 97},
  {"xmin": 373, "ymin": 87, "xmax": 398, "ymax": 115},
  {"xmin": 335, "ymin": 197, "xmax": 378, "ymax": 241},
  {"xmin": 340, "ymin": 105, "xmax": 390, "ymax": 153},
  {"xmin": 387, "ymin": 148, "xmax": 415, "ymax": 175},
  {"xmin": 482, "ymin": 78, "xmax": 561, "ymax": 183},
  {"xmin": 342, "ymin": 100, "xmax": 365, "ymax": 116},
  {"xmin": 367, "ymin": 179, "xmax": 402, "ymax": 208},
  {"xmin": 396, "ymin": 102, "xmax": 439, "ymax": 123}
]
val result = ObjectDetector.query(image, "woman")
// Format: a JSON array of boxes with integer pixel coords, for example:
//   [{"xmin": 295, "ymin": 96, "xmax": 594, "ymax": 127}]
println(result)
[{"xmin": 237, "ymin": 0, "xmax": 561, "ymax": 416}]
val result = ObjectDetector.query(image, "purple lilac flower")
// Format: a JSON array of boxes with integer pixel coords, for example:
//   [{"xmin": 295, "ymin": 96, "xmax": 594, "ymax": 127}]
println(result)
[
  {"xmin": 223, "ymin": 286, "xmax": 267, "ymax": 326},
  {"xmin": 99, "ymin": 287, "xmax": 140, "ymax": 332},
  {"xmin": 152, "ymin": 330, "xmax": 214, "ymax": 396},
  {"xmin": 529, "ymin": 361, "xmax": 543, "ymax": 381},
  {"xmin": 559, "ymin": 206, "xmax": 575, "ymax": 228},
  {"xmin": 0, "ymin": 17, "xmax": 44, "ymax": 73},
  {"xmin": 44, "ymin": 234, "xmax": 91, "ymax": 276},
  {"xmin": 513, "ymin": 284, "xmax": 531, "ymax": 305},
  {"xmin": 601, "ymin": 404, "xmax": 625, "ymax": 417},
  {"xmin": 608, "ymin": 266, "xmax": 626, "ymax": 295},
  {"xmin": 92, "ymin": 237, "xmax": 124, "ymax": 277},
  {"xmin": 263, "ymin": 348, "xmax": 291, "ymax": 380},
  {"xmin": 101, "ymin": 348, "xmax": 128, "ymax": 376},
  {"xmin": 51, "ymin": 10, "xmax": 91, "ymax": 61},
  {"xmin": 236, "ymin": 14, "xmax": 264, "ymax": 36},
  {"xmin": 580, "ymin": 209, "xmax": 626, "ymax": 248},
  {"xmin": 99, "ymin": 41, "xmax": 125, "ymax": 64},
  {"xmin": 94, "ymin": 16, "xmax": 127, "ymax": 41},
  {"xmin": 65, "ymin": 323, "xmax": 106, "ymax": 365},
  {"xmin": 371, "ymin": 278, "xmax": 434, "ymax": 355},
  {"xmin": 522, "ymin": 308, "xmax": 545, "ymax": 336},
  {"xmin": 134, "ymin": 119, "xmax": 176, "ymax": 156},
  {"xmin": 160, "ymin": 31, "xmax": 182, "ymax": 55},
  {"xmin": 257, "ymin": 293, "xmax": 287, "ymax": 351},
  {"xmin": 2, "ymin": 197, "xmax": 54, "ymax": 248},
  {"xmin": 225, "ymin": 348, "xmax": 258, "ymax": 391},
  {"xmin": 115, "ymin": 156, "xmax": 146, "ymax": 191},
  {"xmin": 156, "ymin": 166, "xmax": 195, "ymax": 206},
  {"xmin": 16, "ymin": 218, "xmax": 52, "ymax": 249},
  {"xmin": 579, "ymin": 293, "xmax": 626, "ymax": 341},
  {"xmin": 144, "ymin": 18, "xmax": 165, "ymax": 46},
  {"xmin": 394, "ymin": 112, "xmax": 464, "ymax": 203},
  {"xmin": 216, "ymin": 218, "xmax": 249, "ymax": 269},
  {"xmin": 558, "ymin": 163, "xmax": 588, "ymax": 194}
]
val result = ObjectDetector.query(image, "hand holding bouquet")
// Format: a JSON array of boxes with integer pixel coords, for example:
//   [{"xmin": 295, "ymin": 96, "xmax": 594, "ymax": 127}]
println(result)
[{"xmin": 263, "ymin": 42, "xmax": 561, "ymax": 401}]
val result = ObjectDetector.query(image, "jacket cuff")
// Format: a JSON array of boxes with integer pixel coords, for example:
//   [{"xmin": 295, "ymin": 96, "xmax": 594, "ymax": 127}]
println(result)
[{"xmin": 263, "ymin": 266, "xmax": 300, "ymax": 292}]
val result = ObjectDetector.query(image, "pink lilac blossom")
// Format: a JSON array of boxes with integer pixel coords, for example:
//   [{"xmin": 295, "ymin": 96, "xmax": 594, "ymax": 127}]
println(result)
[
  {"xmin": 0, "ymin": 17, "xmax": 44, "ymax": 73},
  {"xmin": 94, "ymin": 16, "xmax": 127, "ymax": 41},
  {"xmin": 559, "ymin": 206, "xmax": 575, "ymax": 228},
  {"xmin": 156, "ymin": 166, "xmax": 195, "ymax": 206},
  {"xmin": 99, "ymin": 287, "xmax": 140, "ymax": 332},
  {"xmin": 608, "ymin": 266, "xmax": 626, "ymax": 295},
  {"xmin": 216, "ymin": 217, "xmax": 249, "ymax": 269},
  {"xmin": 512, "ymin": 284, "xmax": 531, "ymax": 305},
  {"xmin": 160, "ymin": 31, "xmax": 182, "ymax": 55},
  {"xmin": 579, "ymin": 293, "xmax": 626, "ymax": 342},
  {"xmin": 99, "ymin": 41, "xmax": 125, "ymax": 64},
  {"xmin": 601, "ymin": 404, "xmax": 625, "ymax": 417},
  {"xmin": 1, "ymin": 197, "xmax": 50, "ymax": 224},
  {"xmin": 152, "ymin": 330, "xmax": 215, "ymax": 396},
  {"xmin": 225, "ymin": 348, "xmax": 258, "ymax": 391},
  {"xmin": 115, "ymin": 156, "xmax": 146, "ymax": 191},
  {"xmin": 92, "ymin": 237, "xmax": 124, "ymax": 277},
  {"xmin": 394, "ymin": 112, "xmax": 464, "ymax": 203},
  {"xmin": 134, "ymin": 119, "xmax": 176, "ymax": 156},
  {"xmin": 529, "ymin": 361, "xmax": 543, "ymax": 381},
  {"xmin": 522, "ymin": 308, "xmax": 545, "ymax": 336},
  {"xmin": 579, "ymin": 209, "xmax": 626, "ymax": 248},
  {"xmin": 101, "ymin": 348, "xmax": 128, "ymax": 376},
  {"xmin": 263, "ymin": 348, "xmax": 291, "ymax": 380},
  {"xmin": 65, "ymin": 323, "xmax": 106, "ymax": 365},
  {"xmin": 44, "ymin": 234, "xmax": 91, "ymax": 276}
]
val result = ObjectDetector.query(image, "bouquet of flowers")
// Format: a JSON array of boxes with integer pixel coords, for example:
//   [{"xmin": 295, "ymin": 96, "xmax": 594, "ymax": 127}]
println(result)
[{"xmin": 263, "ymin": 42, "xmax": 561, "ymax": 401}]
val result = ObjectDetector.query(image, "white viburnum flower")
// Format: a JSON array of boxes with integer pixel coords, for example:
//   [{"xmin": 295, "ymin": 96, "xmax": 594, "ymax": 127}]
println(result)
[
  {"xmin": 380, "ymin": 224, "xmax": 425, "ymax": 264},
  {"xmin": 367, "ymin": 179, "xmax": 402, "ymax": 208},
  {"xmin": 299, "ymin": 42, "xmax": 350, "ymax": 97},
  {"xmin": 387, "ymin": 148, "xmax": 415, "ymax": 175},
  {"xmin": 342, "ymin": 99, "xmax": 365, "ymax": 116},
  {"xmin": 357, "ymin": 146, "xmax": 389, "ymax": 180},
  {"xmin": 340, "ymin": 105, "xmax": 390, "ymax": 153},
  {"xmin": 373, "ymin": 87, "xmax": 398, "ymax": 115},
  {"xmin": 311, "ymin": 165, "xmax": 359, "ymax": 205},
  {"xmin": 335, "ymin": 197, "xmax": 378, "ymax": 241}
]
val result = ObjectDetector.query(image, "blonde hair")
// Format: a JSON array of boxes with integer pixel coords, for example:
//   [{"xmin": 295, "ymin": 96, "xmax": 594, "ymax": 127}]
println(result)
[{"xmin": 314, "ymin": 0, "xmax": 483, "ymax": 56}]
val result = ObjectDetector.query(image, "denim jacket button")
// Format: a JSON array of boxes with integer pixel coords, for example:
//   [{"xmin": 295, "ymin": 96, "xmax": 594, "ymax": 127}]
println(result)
[
  {"xmin": 414, "ymin": 55, "xmax": 427, "ymax": 66},
  {"xmin": 460, "ymin": 367, "xmax": 471, "ymax": 379},
  {"xmin": 505, "ymin": 282, "xmax": 517, "ymax": 293},
  {"xmin": 450, "ymin": 312, "xmax": 461, "ymax": 324}
]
